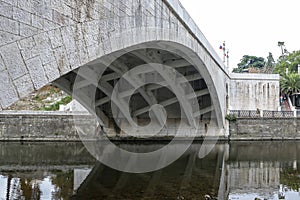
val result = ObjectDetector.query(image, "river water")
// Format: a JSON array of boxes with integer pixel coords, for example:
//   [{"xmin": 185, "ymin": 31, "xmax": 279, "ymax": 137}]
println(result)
[{"xmin": 1, "ymin": 141, "xmax": 300, "ymax": 200}]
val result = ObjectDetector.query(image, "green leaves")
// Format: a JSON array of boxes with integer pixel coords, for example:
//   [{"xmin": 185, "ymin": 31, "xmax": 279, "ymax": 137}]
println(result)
[
  {"xmin": 280, "ymin": 73, "xmax": 300, "ymax": 94},
  {"xmin": 41, "ymin": 95, "xmax": 72, "ymax": 111},
  {"xmin": 274, "ymin": 50, "xmax": 300, "ymax": 75},
  {"xmin": 237, "ymin": 55, "xmax": 265, "ymax": 68},
  {"xmin": 233, "ymin": 55, "xmax": 266, "ymax": 73}
]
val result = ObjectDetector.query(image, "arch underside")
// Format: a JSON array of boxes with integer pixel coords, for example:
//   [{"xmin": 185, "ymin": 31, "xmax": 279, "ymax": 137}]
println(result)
[{"xmin": 53, "ymin": 42, "xmax": 221, "ymax": 137}]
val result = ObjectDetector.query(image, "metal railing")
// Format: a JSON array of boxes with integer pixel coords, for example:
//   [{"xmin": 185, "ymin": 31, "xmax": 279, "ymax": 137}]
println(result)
[
  {"xmin": 230, "ymin": 110, "xmax": 260, "ymax": 118},
  {"xmin": 229, "ymin": 110, "xmax": 294, "ymax": 118},
  {"xmin": 263, "ymin": 110, "xmax": 294, "ymax": 118}
]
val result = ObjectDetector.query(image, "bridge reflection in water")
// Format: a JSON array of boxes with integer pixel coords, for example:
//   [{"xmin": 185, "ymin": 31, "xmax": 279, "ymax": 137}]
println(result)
[{"xmin": 1, "ymin": 142, "xmax": 300, "ymax": 199}]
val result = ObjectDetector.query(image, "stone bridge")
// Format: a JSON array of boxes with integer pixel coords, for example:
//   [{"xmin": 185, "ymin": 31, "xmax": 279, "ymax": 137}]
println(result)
[{"xmin": 0, "ymin": 0, "xmax": 280, "ymax": 136}]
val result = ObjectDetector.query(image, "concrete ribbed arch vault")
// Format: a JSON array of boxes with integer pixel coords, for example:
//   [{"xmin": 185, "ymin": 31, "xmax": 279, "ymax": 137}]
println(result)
[{"xmin": 53, "ymin": 40, "xmax": 225, "ymax": 136}]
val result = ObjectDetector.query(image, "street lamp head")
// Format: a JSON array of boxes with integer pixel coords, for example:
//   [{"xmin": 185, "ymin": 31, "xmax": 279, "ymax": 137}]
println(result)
[{"xmin": 278, "ymin": 41, "xmax": 285, "ymax": 46}]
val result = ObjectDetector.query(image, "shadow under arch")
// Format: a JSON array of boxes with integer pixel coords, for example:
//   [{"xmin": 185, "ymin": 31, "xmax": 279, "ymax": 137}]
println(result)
[{"xmin": 53, "ymin": 40, "xmax": 226, "ymax": 133}]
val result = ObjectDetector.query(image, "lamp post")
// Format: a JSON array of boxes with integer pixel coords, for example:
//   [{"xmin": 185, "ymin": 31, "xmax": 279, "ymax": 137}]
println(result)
[
  {"xmin": 278, "ymin": 41, "xmax": 285, "ymax": 56},
  {"xmin": 219, "ymin": 41, "xmax": 229, "ymax": 69}
]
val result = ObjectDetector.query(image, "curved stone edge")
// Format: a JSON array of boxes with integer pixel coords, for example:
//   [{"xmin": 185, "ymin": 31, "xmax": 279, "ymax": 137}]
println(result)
[{"xmin": 164, "ymin": 0, "xmax": 228, "ymax": 76}]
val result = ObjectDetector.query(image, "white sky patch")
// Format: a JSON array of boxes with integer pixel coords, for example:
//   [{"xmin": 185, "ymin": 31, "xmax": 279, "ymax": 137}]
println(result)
[
  {"xmin": 39, "ymin": 176, "xmax": 55, "ymax": 200},
  {"xmin": 0, "ymin": 175, "xmax": 7, "ymax": 199},
  {"xmin": 180, "ymin": 0, "xmax": 300, "ymax": 71}
]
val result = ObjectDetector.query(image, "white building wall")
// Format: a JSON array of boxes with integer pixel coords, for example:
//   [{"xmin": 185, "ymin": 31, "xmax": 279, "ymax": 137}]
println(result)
[{"xmin": 229, "ymin": 73, "xmax": 280, "ymax": 111}]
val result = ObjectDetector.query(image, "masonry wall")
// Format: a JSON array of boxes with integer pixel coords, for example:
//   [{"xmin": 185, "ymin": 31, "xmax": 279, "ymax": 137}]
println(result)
[
  {"xmin": 229, "ymin": 73, "xmax": 280, "ymax": 111},
  {"xmin": 0, "ymin": 111, "xmax": 81, "ymax": 141},
  {"xmin": 0, "ymin": 111, "xmax": 226, "ymax": 141},
  {"xmin": 5, "ymin": 112, "xmax": 299, "ymax": 141},
  {"xmin": 229, "ymin": 118, "xmax": 300, "ymax": 140}
]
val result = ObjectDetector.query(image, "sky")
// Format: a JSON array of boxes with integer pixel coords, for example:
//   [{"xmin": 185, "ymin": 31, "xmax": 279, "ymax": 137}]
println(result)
[{"xmin": 179, "ymin": 0, "xmax": 300, "ymax": 71}]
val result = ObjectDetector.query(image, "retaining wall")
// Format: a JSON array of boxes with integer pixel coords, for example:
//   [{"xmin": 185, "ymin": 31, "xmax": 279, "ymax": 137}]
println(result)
[
  {"xmin": 3, "ymin": 111, "xmax": 299, "ymax": 141},
  {"xmin": 0, "ymin": 111, "xmax": 225, "ymax": 141},
  {"xmin": 229, "ymin": 118, "xmax": 300, "ymax": 140},
  {"xmin": 0, "ymin": 111, "xmax": 83, "ymax": 141}
]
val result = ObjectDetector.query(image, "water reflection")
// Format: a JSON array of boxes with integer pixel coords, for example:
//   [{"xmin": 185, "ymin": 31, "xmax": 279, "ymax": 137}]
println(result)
[{"xmin": 1, "ymin": 141, "xmax": 300, "ymax": 199}]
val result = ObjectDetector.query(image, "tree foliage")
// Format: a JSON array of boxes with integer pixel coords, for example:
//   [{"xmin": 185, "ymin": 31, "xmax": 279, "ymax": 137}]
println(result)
[
  {"xmin": 280, "ymin": 73, "xmax": 300, "ymax": 94},
  {"xmin": 274, "ymin": 50, "xmax": 300, "ymax": 75},
  {"xmin": 233, "ymin": 55, "xmax": 265, "ymax": 73}
]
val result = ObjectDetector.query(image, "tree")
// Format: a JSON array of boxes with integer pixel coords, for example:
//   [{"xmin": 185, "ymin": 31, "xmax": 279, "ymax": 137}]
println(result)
[
  {"xmin": 232, "ymin": 55, "xmax": 265, "ymax": 73},
  {"xmin": 274, "ymin": 50, "xmax": 300, "ymax": 75},
  {"xmin": 280, "ymin": 73, "xmax": 300, "ymax": 94},
  {"xmin": 261, "ymin": 52, "xmax": 275, "ymax": 74},
  {"xmin": 266, "ymin": 52, "xmax": 275, "ymax": 68}
]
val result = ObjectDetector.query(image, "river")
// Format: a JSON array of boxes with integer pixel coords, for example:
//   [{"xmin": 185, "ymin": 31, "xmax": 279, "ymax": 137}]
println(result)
[{"xmin": 1, "ymin": 141, "xmax": 300, "ymax": 200}]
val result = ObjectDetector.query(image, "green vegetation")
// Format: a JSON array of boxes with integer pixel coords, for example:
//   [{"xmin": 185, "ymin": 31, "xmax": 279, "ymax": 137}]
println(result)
[
  {"xmin": 34, "ymin": 94, "xmax": 43, "ymax": 102},
  {"xmin": 41, "ymin": 96, "xmax": 72, "ymax": 111},
  {"xmin": 34, "ymin": 85, "xmax": 61, "ymax": 102},
  {"xmin": 280, "ymin": 167, "xmax": 300, "ymax": 191},
  {"xmin": 233, "ymin": 55, "xmax": 266, "ymax": 73},
  {"xmin": 232, "ymin": 45, "xmax": 300, "ymax": 107},
  {"xmin": 274, "ymin": 50, "xmax": 300, "ymax": 75},
  {"xmin": 271, "ymin": 48, "xmax": 300, "ymax": 103},
  {"xmin": 225, "ymin": 114, "xmax": 237, "ymax": 121},
  {"xmin": 280, "ymin": 73, "xmax": 300, "ymax": 94},
  {"xmin": 51, "ymin": 170, "xmax": 74, "ymax": 199}
]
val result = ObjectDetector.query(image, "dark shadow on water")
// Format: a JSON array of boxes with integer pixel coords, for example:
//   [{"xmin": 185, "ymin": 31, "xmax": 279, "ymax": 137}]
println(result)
[{"xmin": 2, "ymin": 141, "xmax": 300, "ymax": 199}]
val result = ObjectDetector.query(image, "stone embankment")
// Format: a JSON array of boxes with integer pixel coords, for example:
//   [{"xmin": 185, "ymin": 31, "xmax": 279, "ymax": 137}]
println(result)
[
  {"xmin": 1, "ymin": 110, "xmax": 299, "ymax": 141},
  {"xmin": 229, "ymin": 118, "xmax": 300, "ymax": 140},
  {"xmin": 0, "ymin": 110, "xmax": 84, "ymax": 141}
]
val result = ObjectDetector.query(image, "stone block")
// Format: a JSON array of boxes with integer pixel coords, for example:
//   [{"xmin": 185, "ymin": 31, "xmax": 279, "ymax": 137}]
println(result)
[
  {"xmin": 13, "ymin": 7, "xmax": 31, "ymax": 25},
  {"xmin": 53, "ymin": 9, "xmax": 70, "ymax": 25},
  {"xmin": 0, "ymin": 42, "xmax": 27, "ymax": 80},
  {"xmin": 35, "ymin": 0, "xmax": 52, "ymax": 21},
  {"xmin": 18, "ymin": 37, "xmax": 37, "ymax": 61},
  {"xmin": 0, "ymin": 16, "xmax": 19, "ymax": 35},
  {"xmin": 0, "ymin": 70, "xmax": 19, "ymax": 108},
  {"xmin": 2, "ymin": 0, "xmax": 17, "ymax": 6},
  {"xmin": 20, "ymin": 23, "xmax": 39, "ymax": 37},
  {"xmin": 0, "ymin": 1, "xmax": 13, "ymax": 18},
  {"xmin": 77, "ymin": 39, "xmax": 89, "ymax": 65},
  {"xmin": 43, "ymin": 19, "xmax": 60, "ymax": 31},
  {"xmin": 51, "ymin": 0, "xmax": 63, "ymax": 10},
  {"xmin": 0, "ymin": 30, "xmax": 21, "ymax": 46},
  {"xmin": 61, "ymin": 3, "xmax": 73, "ymax": 18},
  {"xmin": 67, "ymin": 50, "xmax": 80, "ymax": 70},
  {"xmin": 64, "ymin": 0, "xmax": 77, "ymax": 8},
  {"xmin": 0, "ymin": 54, "xmax": 5, "ymax": 72},
  {"xmin": 87, "ymin": 44, "xmax": 104, "ymax": 62},
  {"xmin": 13, "ymin": 74, "xmax": 34, "ymax": 98},
  {"xmin": 33, "ymin": 32, "xmax": 52, "ymax": 53},
  {"xmin": 54, "ymin": 46, "xmax": 71, "ymax": 75},
  {"xmin": 85, "ymin": 33, "xmax": 97, "ymax": 47},
  {"xmin": 40, "ymin": 48, "xmax": 55, "ymax": 65},
  {"xmin": 61, "ymin": 27, "xmax": 76, "ymax": 52},
  {"xmin": 17, "ymin": 0, "xmax": 36, "ymax": 13},
  {"xmin": 48, "ymin": 28, "xmax": 63, "ymax": 49},
  {"xmin": 25, "ymin": 56, "xmax": 48, "ymax": 89},
  {"xmin": 43, "ymin": 61, "xmax": 60, "ymax": 82},
  {"xmin": 31, "ymin": 14, "xmax": 44, "ymax": 29}
]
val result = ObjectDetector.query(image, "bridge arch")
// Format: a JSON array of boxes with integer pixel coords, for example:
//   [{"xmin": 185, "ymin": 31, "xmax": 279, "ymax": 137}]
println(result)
[
  {"xmin": 0, "ymin": 0, "xmax": 229, "ymax": 135},
  {"xmin": 53, "ymin": 39, "xmax": 225, "ymax": 135}
]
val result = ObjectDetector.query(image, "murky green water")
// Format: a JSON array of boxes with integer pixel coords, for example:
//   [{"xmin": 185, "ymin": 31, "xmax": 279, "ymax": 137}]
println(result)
[{"xmin": 1, "ymin": 141, "xmax": 300, "ymax": 199}]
